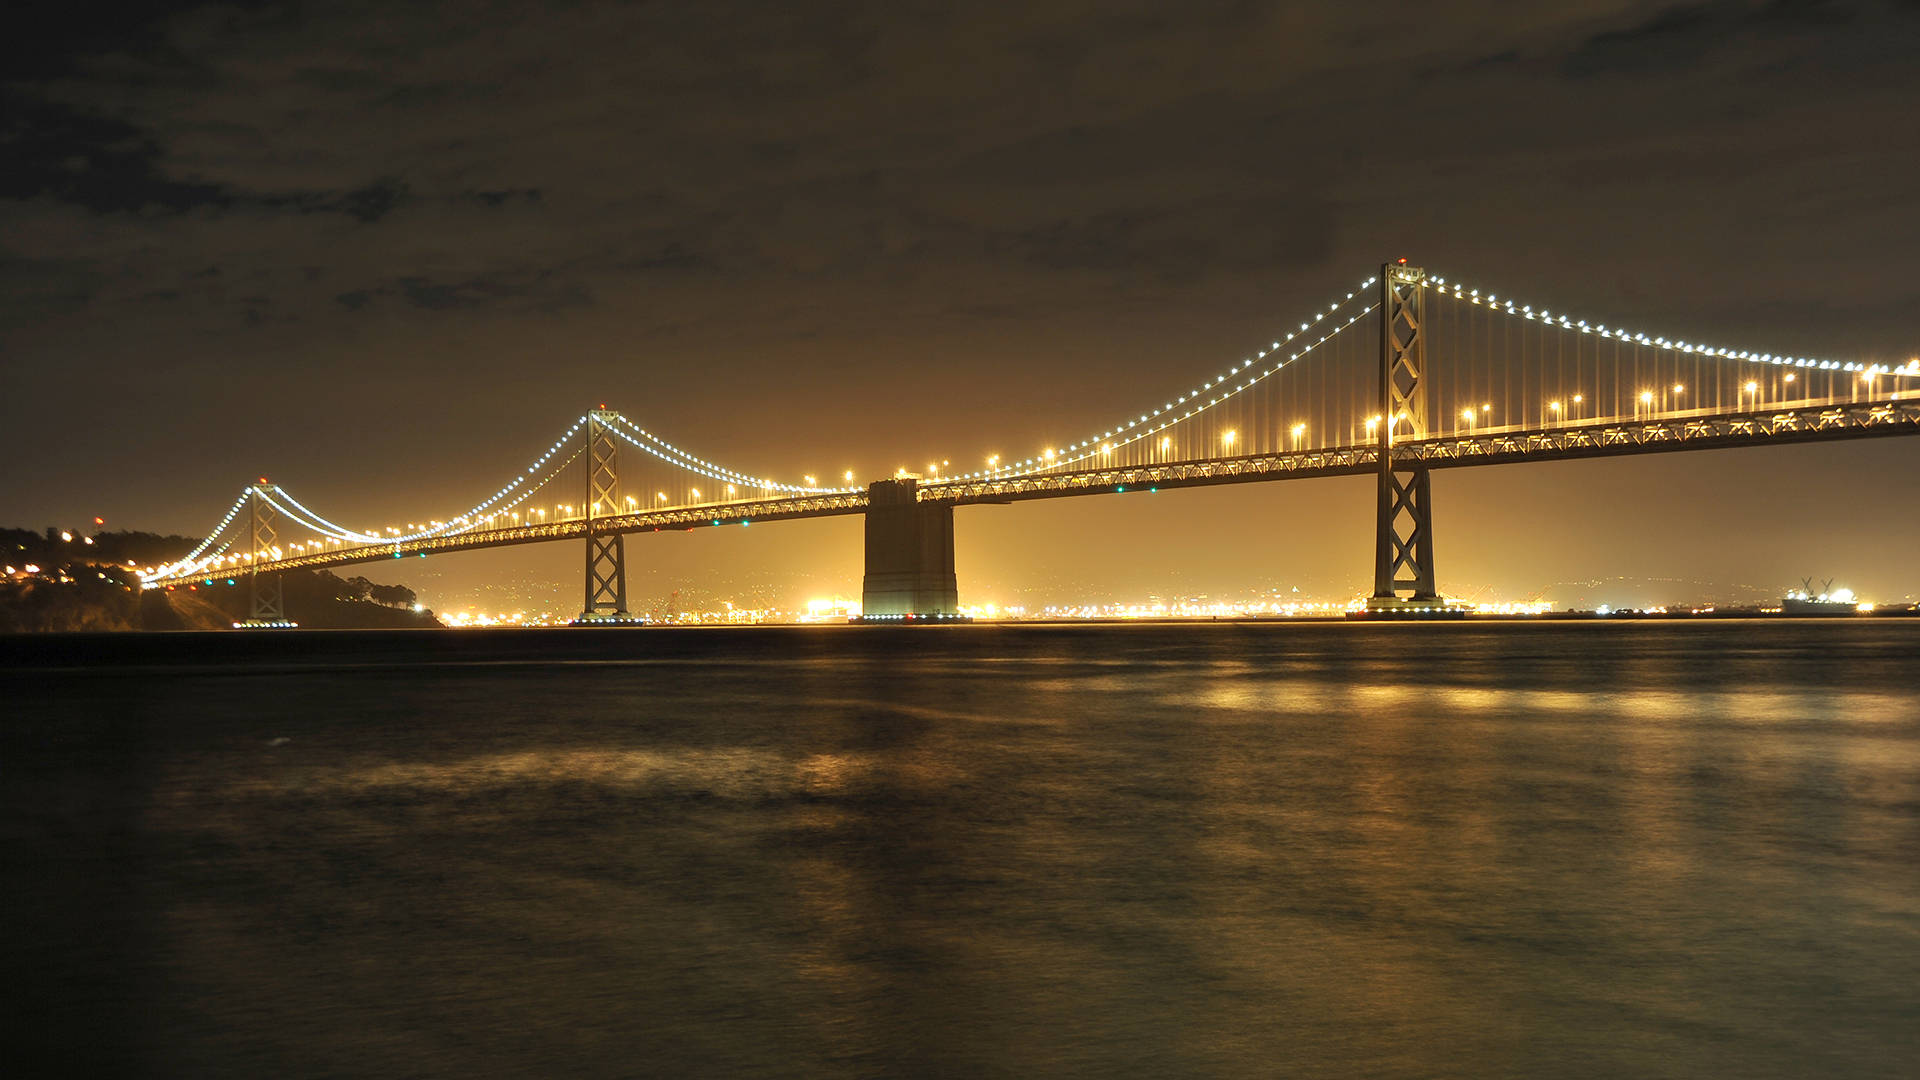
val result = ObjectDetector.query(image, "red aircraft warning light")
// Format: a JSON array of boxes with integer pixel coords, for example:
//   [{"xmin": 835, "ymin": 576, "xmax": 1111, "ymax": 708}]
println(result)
[{"xmin": 1397, "ymin": 257, "xmax": 1408, "ymax": 265}]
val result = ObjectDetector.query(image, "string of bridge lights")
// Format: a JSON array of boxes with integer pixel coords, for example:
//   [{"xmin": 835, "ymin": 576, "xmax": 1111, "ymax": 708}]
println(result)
[
  {"xmin": 151, "ymin": 447, "xmax": 589, "ymax": 581},
  {"xmin": 607, "ymin": 412, "xmax": 852, "ymax": 495},
  {"xmin": 154, "ymin": 405, "xmax": 859, "ymax": 580},
  {"xmin": 149, "ymin": 418, "xmax": 594, "ymax": 578},
  {"xmin": 261, "ymin": 441, "xmax": 590, "ymax": 549},
  {"xmin": 147, "ymin": 491, "xmax": 251, "ymax": 580},
  {"xmin": 1424, "ymin": 269, "xmax": 1920, "ymax": 379},
  {"xmin": 286, "ymin": 416, "xmax": 593, "ymax": 545},
  {"xmin": 934, "ymin": 276, "xmax": 1383, "ymax": 483}
]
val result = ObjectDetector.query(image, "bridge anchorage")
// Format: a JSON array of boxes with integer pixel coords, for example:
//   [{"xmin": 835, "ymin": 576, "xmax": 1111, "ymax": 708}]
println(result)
[{"xmin": 855, "ymin": 477, "xmax": 965, "ymax": 622}]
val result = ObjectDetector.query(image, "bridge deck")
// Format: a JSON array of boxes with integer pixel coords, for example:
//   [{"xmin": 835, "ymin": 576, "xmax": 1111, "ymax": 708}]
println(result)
[{"xmin": 151, "ymin": 395, "xmax": 1920, "ymax": 585}]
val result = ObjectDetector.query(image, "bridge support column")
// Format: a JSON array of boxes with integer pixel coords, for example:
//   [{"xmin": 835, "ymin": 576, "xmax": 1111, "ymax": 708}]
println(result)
[
  {"xmin": 240, "ymin": 483, "xmax": 290, "ymax": 627},
  {"xmin": 1369, "ymin": 262, "xmax": 1445, "ymax": 612},
  {"xmin": 860, "ymin": 478, "xmax": 959, "ymax": 619},
  {"xmin": 578, "ymin": 409, "xmax": 633, "ymax": 623}
]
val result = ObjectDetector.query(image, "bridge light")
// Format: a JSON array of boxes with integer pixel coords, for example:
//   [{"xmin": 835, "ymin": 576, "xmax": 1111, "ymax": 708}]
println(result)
[
  {"xmin": 1640, "ymin": 390, "xmax": 1654, "ymax": 404},
  {"xmin": 690, "ymin": 488, "xmax": 701, "ymax": 500},
  {"xmin": 1672, "ymin": 384, "xmax": 1685, "ymax": 394},
  {"xmin": 657, "ymin": 492, "xmax": 668, "ymax": 502},
  {"xmin": 1044, "ymin": 448, "xmax": 1055, "ymax": 460},
  {"xmin": 1744, "ymin": 381, "xmax": 1758, "ymax": 394},
  {"xmin": 1160, "ymin": 436, "xmax": 1171, "ymax": 452},
  {"xmin": 1222, "ymin": 430, "xmax": 1236, "ymax": 449},
  {"xmin": 844, "ymin": 470, "xmax": 855, "ymax": 483},
  {"xmin": 1573, "ymin": 394, "xmax": 1584, "ymax": 404},
  {"xmin": 1548, "ymin": 401, "xmax": 1562, "ymax": 412}
]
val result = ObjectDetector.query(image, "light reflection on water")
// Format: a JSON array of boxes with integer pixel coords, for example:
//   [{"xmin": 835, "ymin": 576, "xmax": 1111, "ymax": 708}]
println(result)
[{"xmin": 4, "ymin": 620, "xmax": 1918, "ymax": 1079}]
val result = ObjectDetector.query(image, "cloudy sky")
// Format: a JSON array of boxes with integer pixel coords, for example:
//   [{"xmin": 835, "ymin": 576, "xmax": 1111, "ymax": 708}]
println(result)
[{"xmin": 6, "ymin": 0, "xmax": 1919, "ymax": 609}]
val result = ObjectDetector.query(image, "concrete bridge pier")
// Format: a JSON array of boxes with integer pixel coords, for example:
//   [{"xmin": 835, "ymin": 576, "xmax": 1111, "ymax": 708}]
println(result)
[{"xmin": 860, "ymin": 478, "xmax": 959, "ymax": 618}]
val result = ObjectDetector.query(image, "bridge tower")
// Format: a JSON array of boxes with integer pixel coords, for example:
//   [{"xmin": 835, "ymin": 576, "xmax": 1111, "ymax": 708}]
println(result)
[
  {"xmin": 1368, "ymin": 262, "xmax": 1444, "ymax": 612},
  {"xmin": 578, "ymin": 408, "xmax": 630, "ymax": 622},
  {"xmin": 244, "ymin": 482, "xmax": 286, "ymax": 625}
]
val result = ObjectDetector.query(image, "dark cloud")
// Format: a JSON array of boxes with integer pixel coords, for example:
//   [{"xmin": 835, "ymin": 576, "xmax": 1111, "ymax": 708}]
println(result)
[
  {"xmin": 1562, "ymin": 0, "xmax": 1870, "ymax": 76},
  {"xmin": 0, "ymin": 93, "xmax": 231, "ymax": 213},
  {"xmin": 333, "ymin": 269, "xmax": 593, "ymax": 313}
]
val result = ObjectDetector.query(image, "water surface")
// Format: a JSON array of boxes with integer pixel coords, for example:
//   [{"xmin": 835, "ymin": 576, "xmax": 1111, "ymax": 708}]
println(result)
[{"xmin": 5, "ymin": 622, "xmax": 1917, "ymax": 1077}]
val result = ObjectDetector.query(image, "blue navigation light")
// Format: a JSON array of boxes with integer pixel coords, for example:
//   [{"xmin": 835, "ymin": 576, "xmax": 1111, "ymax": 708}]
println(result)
[
  {"xmin": 1116, "ymin": 485, "xmax": 1126, "ymax": 492},
  {"xmin": 712, "ymin": 519, "xmax": 721, "ymax": 526},
  {"xmin": 226, "ymin": 578, "xmax": 235, "ymax": 585},
  {"xmin": 1150, "ymin": 487, "xmax": 1158, "ymax": 492},
  {"xmin": 741, "ymin": 520, "xmax": 750, "ymax": 526}
]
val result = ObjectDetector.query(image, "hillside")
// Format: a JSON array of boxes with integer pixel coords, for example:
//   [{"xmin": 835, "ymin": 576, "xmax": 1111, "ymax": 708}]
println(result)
[{"xmin": 3, "ymin": 526, "xmax": 443, "ymax": 631}]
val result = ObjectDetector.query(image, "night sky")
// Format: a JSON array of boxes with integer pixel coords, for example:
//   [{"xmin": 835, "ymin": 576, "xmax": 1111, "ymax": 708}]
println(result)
[{"xmin": 7, "ymin": 1, "xmax": 1919, "ymax": 609}]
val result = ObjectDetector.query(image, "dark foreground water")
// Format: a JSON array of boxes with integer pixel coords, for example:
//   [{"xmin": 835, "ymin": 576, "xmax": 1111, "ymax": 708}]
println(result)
[{"xmin": 3, "ymin": 622, "xmax": 1917, "ymax": 1078}]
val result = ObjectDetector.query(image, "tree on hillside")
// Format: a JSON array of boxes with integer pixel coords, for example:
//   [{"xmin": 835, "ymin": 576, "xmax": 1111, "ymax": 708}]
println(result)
[{"xmin": 369, "ymin": 583, "xmax": 416, "ymax": 608}]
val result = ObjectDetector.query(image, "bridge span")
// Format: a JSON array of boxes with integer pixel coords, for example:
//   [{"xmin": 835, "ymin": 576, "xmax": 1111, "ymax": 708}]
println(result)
[{"xmin": 143, "ymin": 263, "xmax": 1920, "ymax": 622}]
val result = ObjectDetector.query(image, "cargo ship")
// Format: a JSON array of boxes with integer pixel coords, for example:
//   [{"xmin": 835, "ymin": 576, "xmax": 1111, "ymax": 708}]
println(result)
[{"xmin": 1781, "ymin": 578, "xmax": 1858, "ymax": 616}]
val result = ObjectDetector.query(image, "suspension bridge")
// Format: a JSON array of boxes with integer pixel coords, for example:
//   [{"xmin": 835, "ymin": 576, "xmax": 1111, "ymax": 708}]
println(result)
[{"xmin": 142, "ymin": 262, "xmax": 1920, "ymax": 623}]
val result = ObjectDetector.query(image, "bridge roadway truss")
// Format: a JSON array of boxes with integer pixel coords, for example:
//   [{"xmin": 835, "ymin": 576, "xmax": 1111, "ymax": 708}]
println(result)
[{"xmin": 155, "ymin": 394, "xmax": 1920, "ymax": 588}]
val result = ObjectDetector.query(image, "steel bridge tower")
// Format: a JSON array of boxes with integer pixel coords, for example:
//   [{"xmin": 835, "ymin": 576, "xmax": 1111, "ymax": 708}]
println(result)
[
  {"xmin": 578, "ymin": 408, "xmax": 630, "ymax": 622},
  {"xmin": 244, "ymin": 482, "xmax": 286, "ymax": 625},
  {"xmin": 1368, "ymin": 262, "xmax": 1443, "ymax": 612}
]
